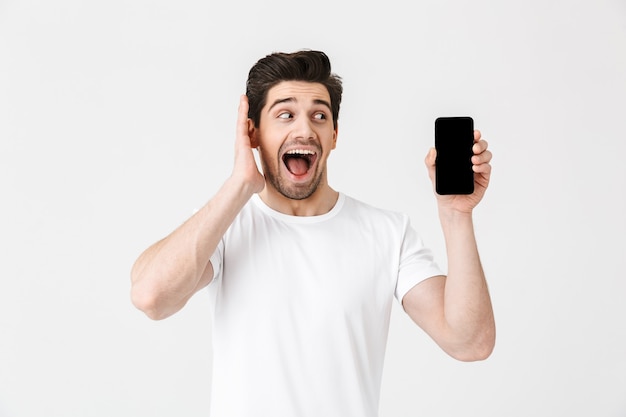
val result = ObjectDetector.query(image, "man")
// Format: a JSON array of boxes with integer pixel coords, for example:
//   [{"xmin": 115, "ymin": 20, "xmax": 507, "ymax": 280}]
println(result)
[{"xmin": 130, "ymin": 50, "xmax": 495, "ymax": 416}]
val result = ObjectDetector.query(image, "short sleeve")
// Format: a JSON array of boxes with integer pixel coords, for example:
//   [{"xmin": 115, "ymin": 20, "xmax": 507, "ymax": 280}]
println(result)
[
  {"xmin": 208, "ymin": 238, "xmax": 225, "ymax": 286},
  {"xmin": 394, "ymin": 217, "xmax": 445, "ymax": 304}
]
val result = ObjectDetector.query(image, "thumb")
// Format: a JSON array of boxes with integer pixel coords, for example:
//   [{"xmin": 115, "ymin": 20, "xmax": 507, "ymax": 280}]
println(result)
[{"xmin": 425, "ymin": 147, "xmax": 437, "ymax": 181}]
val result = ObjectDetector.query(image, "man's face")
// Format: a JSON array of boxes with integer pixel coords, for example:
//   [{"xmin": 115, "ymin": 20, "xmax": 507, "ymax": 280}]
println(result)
[{"xmin": 253, "ymin": 81, "xmax": 338, "ymax": 200}]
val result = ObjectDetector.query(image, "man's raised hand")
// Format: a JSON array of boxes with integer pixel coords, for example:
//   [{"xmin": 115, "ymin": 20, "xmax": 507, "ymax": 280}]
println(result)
[
  {"xmin": 232, "ymin": 95, "xmax": 265, "ymax": 194},
  {"xmin": 425, "ymin": 129, "xmax": 492, "ymax": 214}
]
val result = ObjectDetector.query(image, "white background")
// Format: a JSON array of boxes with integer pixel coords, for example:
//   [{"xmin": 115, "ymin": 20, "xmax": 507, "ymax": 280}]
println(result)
[{"xmin": 1, "ymin": 0, "xmax": 625, "ymax": 416}]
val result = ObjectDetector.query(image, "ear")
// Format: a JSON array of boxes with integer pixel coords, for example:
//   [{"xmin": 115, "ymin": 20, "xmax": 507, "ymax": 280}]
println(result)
[
  {"xmin": 248, "ymin": 119, "xmax": 259, "ymax": 148},
  {"xmin": 331, "ymin": 123, "xmax": 338, "ymax": 150}
]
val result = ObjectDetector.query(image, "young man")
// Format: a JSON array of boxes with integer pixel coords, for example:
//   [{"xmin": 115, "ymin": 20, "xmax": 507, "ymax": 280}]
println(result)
[{"xmin": 130, "ymin": 50, "xmax": 495, "ymax": 417}]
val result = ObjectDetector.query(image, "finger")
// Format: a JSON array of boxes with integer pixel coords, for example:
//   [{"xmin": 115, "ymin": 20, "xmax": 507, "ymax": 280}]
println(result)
[
  {"xmin": 472, "ymin": 149, "xmax": 492, "ymax": 165},
  {"xmin": 424, "ymin": 147, "xmax": 436, "ymax": 182},
  {"xmin": 236, "ymin": 95, "xmax": 249, "ymax": 137},
  {"xmin": 236, "ymin": 95, "xmax": 258, "ymax": 150},
  {"xmin": 474, "ymin": 129, "xmax": 482, "ymax": 142},
  {"xmin": 473, "ymin": 161, "xmax": 492, "ymax": 175},
  {"xmin": 473, "ymin": 139, "xmax": 488, "ymax": 155},
  {"xmin": 424, "ymin": 147, "xmax": 436, "ymax": 167}
]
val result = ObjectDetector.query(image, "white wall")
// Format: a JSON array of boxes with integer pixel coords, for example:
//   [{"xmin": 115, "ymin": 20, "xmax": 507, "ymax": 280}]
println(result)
[{"xmin": 1, "ymin": 0, "xmax": 625, "ymax": 416}]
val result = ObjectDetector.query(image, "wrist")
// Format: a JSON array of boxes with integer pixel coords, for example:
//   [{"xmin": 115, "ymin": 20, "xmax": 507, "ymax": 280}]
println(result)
[
  {"xmin": 438, "ymin": 207, "xmax": 474, "ymax": 230},
  {"xmin": 229, "ymin": 170, "xmax": 264, "ymax": 196},
  {"xmin": 224, "ymin": 175, "xmax": 260, "ymax": 202}
]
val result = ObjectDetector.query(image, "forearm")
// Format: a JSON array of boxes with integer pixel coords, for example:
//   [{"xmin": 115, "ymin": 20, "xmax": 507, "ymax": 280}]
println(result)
[
  {"xmin": 130, "ymin": 176, "xmax": 255, "ymax": 319},
  {"xmin": 439, "ymin": 209, "xmax": 495, "ymax": 357}
]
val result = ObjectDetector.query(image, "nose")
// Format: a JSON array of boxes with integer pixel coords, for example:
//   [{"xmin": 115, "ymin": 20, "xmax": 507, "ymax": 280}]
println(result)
[{"xmin": 291, "ymin": 116, "xmax": 316, "ymax": 140}]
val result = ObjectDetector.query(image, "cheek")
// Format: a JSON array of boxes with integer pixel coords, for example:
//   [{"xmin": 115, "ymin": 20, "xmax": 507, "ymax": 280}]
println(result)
[
  {"xmin": 257, "ymin": 146, "xmax": 281, "ymax": 171},
  {"xmin": 257, "ymin": 146, "xmax": 272, "ymax": 161},
  {"xmin": 328, "ymin": 133, "xmax": 338, "ymax": 151}
]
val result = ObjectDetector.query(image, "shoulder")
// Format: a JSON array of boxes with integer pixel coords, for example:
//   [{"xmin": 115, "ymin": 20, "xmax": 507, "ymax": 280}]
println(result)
[
  {"xmin": 340, "ymin": 194, "xmax": 411, "ymax": 231},
  {"xmin": 342, "ymin": 194, "xmax": 408, "ymax": 219},
  {"xmin": 221, "ymin": 197, "xmax": 265, "ymax": 239}
]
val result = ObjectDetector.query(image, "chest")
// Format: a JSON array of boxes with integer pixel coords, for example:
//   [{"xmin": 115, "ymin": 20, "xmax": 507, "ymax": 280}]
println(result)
[{"xmin": 218, "ymin": 218, "xmax": 400, "ymax": 325}]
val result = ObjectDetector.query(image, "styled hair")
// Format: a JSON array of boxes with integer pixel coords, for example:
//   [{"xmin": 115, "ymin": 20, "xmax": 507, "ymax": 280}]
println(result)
[{"xmin": 246, "ymin": 50, "xmax": 343, "ymax": 129}]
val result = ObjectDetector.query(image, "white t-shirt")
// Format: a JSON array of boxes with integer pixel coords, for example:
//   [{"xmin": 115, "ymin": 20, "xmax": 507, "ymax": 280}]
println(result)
[{"xmin": 207, "ymin": 193, "xmax": 443, "ymax": 417}]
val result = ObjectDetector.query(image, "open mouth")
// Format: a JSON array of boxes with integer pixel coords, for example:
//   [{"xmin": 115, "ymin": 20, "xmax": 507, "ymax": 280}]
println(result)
[{"xmin": 282, "ymin": 149, "xmax": 318, "ymax": 177}]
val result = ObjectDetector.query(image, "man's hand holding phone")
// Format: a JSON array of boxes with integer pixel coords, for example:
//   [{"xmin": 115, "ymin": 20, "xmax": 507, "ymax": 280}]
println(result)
[{"xmin": 426, "ymin": 118, "xmax": 492, "ymax": 214}]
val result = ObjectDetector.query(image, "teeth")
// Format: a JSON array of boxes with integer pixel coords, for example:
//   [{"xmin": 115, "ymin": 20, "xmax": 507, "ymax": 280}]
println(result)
[{"xmin": 285, "ymin": 149, "xmax": 315, "ymax": 155}]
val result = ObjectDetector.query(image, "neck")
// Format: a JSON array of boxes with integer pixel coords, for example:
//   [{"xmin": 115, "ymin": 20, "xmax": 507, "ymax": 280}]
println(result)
[{"xmin": 259, "ymin": 185, "xmax": 339, "ymax": 216}]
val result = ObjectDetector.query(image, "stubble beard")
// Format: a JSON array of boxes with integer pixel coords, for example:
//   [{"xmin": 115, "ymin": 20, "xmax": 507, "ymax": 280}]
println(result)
[{"xmin": 260, "ymin": 156, "xmax": 325, "ymax": 201}]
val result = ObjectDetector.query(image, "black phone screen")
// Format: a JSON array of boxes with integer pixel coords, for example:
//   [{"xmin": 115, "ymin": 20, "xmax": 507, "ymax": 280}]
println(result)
[{"xmin": 435, "ymin": 117, "xmax": 475, "ymax": 195}]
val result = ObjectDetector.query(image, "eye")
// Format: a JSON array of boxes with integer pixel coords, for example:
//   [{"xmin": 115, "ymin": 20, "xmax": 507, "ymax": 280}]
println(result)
[
  {"xmin": 278, "ymin": 112, "xmax": 292, "ymax": 119},
  {"xmin": 313, "ymin": 112, "xmax": 327, "ymax": 120}
]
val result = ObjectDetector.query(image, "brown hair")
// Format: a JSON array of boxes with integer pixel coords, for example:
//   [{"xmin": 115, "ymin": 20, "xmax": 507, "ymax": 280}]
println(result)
[{"xmin": 246, "ymin": 50, "xmax": 343, "ymax": 129}]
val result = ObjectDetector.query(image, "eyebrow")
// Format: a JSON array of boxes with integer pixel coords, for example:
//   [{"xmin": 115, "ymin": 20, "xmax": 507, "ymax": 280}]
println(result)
[{"xmin": 267, "ymin": 97, "xmax": 332, "ymax": 112}]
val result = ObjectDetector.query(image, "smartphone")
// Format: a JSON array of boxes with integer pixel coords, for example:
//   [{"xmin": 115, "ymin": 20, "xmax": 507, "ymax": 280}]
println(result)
[{"xmin": 434, "ymin": 116, "xmax": 475, "ymax": 195}]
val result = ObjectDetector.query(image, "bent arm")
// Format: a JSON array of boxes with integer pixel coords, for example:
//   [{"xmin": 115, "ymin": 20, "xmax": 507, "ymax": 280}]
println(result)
[
  {"xmin": 130, "ymin": 95, "xmax": 264, "ymax": 320},
  {"xmin": 405, "ymin": 132, "xmax": 495, "ymax": 361},
  {"xmin": 403, "ymin": 211, "xmax": 495, "ymax": 361},
  {"xmin": 130, "ymin": 177, "xmax": 256, "ymax": 320}
]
